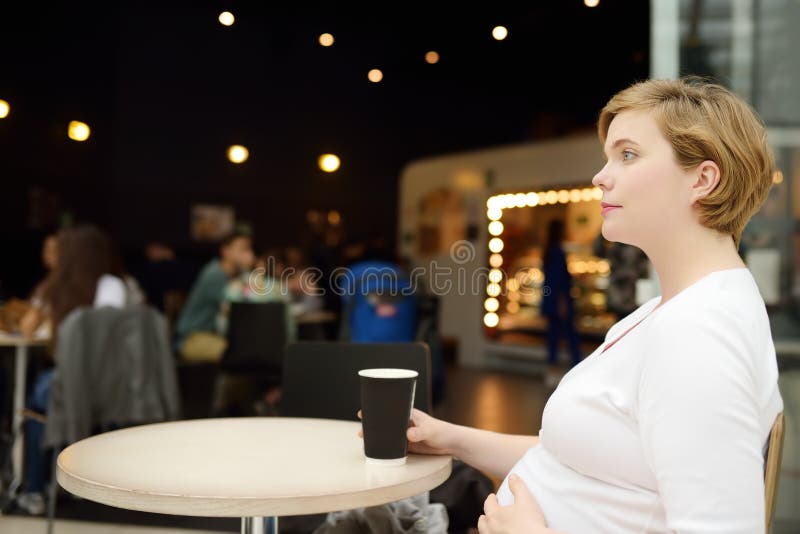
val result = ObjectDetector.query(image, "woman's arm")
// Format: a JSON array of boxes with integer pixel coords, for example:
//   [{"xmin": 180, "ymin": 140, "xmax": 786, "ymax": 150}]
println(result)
[
  {"xmin": 19, "ymin": 307, "xmax": 43, "ymax": 338},
  {"xmin": 359, "ymin": 408, "xmax": 538, "ymax": 479},
  {"xmin": 406, "ymin": 409, "xmax": 538, "ymax": 479},
  {"xmin": 639, "ymin": 311, "xmax": 772, "ymax": 532}
]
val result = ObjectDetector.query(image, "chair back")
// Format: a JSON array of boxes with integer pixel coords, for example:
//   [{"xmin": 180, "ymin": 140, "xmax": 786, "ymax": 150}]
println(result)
[
  {"xmin": 281, "ymin": 341, "xmax": 431, "ymax": 420},
  {"xmin": 765, "ymin": 411, "xmax": 785, "ymax": 531},
  {"xmin": 221, "ymin": 301, "xmax": 288, "ymax": 374},
  {"xmin": 44, "ymin": 305, "xmax": 181, "ymax": 448}
]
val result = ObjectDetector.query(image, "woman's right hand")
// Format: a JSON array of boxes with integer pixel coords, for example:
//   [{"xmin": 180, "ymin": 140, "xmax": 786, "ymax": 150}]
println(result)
[
  {"xmin": 405, "ymin": 408, "xmax": 456, "ymax": 456},
  {"xmin": 357, "ymin": 408, "xmax": 457, "ymax": 457}
]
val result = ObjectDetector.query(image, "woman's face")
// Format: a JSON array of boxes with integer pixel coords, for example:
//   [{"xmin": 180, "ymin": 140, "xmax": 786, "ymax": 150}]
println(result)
[{"xmin": 591, "ymin": 109, "xmax": 695, "ymax": 250}]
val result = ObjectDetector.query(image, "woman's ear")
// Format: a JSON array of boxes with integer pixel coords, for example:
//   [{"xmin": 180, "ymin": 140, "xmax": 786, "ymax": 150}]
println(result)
[{"xmin": 690, "ymin": 160, "xmax": 721, "ymax": 204}]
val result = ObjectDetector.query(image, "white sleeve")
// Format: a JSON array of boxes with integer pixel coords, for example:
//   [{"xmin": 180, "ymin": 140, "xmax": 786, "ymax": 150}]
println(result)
[
  {"xmin": 94, "ymin": 274, "xmax": 127, "ymax": 309},
  {"xmin": 638, "ymin": 311, "xmax": 765, "ymax": 534}
]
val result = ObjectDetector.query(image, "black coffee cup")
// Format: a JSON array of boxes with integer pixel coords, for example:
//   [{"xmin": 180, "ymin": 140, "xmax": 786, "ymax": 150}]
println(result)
[{"xmin": 358, "ymin": 368, "xmax": 418, "ymax": 465}]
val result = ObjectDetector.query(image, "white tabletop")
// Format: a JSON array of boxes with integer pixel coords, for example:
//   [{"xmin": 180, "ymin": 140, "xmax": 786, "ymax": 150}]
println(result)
[
  {"xmin": 0, "ymin": 331, "xmax": 49, "ymax": 347},
  {"xmin": 57, "ymin": 417, "xmax": 452, "ymax": 517}
]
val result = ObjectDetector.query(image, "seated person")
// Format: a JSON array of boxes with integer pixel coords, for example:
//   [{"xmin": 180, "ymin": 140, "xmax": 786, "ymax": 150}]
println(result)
[
  {"xmin": 30, "ymin": 232, "xmax": 59, "ymax": 306},
  {"xmin": 16, "ymin": 232, "xmax": 59, "ymax": 336},
  {"xmin": 281, "ymin": 246, "xmax": 324, "ymax": 318},
  {"xmin": 215, "ymin": 251, "xmax": 296, "ymax": 413},
  {"xmin": 398, "ymin": 78, "xmax": 783, "ymax": 533},
  {"xmin": 17, "ymin": 224, "xmax": 128, "ymax": 515},
  {"xmin": 174, "ymin": 231, "xmax": 254, "ymax": 362},
  {"xmin": 338, "ymin": 239, "xmax": 416, "ymax": 343}
]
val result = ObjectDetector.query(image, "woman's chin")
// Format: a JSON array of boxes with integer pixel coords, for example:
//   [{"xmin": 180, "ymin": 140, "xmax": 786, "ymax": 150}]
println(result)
[
  {"xmin": 600, "ymin": 226, "xmax": 618, "ymax": 242},
  {"xmin": 601, "ymin": 226, "xmax": 637, "ymax": 247}
]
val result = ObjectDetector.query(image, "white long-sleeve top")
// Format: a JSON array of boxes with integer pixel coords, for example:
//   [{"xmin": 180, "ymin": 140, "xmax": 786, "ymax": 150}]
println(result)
[{"xmin": 496, "ymin": 268, "xmax": 783, "ymax": 533}]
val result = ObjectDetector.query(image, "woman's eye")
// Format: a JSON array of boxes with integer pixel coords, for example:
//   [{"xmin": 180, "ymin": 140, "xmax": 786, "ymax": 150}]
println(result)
[{"xmin": 622, "ymin": 150, "xmax": 635, "ymax": 161}]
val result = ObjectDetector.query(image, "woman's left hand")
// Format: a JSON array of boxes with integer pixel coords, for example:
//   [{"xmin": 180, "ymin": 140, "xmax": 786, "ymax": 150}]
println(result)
[{"xmin": 478, "ymin": 474, "xmax": 552, "ymax": 534}]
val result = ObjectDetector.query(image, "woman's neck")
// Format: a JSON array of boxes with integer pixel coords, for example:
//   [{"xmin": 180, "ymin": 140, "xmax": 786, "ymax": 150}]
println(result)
[{"xmin": 644, "ymin": 227, "xmax": 745, "ymax": 304}]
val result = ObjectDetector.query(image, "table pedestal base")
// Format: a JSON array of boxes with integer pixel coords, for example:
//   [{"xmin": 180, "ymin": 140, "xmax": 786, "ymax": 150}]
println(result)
[{"xmin": 241, "ymin": 516, "xmax": 277, "ymax": 534}]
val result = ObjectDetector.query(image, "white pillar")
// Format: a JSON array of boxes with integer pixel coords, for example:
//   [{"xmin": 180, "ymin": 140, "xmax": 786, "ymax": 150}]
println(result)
[{"xmin": 651, "ymin": 0, "xmax": 681, "ymax": 79}]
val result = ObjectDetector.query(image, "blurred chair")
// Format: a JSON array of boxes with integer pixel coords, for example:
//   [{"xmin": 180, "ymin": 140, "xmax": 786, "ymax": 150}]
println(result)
[
  {"xmin": 212, "ymin": 301, "xmax": 289, "ymax": 416},
  {"xmin": 39, "ymin": 304, "xmax": 181, "ymax": 534},
  {"xmin": 280, "ymin": 341, "xmax": 431, "ymax": 420},
  {"xmin": 765, "ymin": 411, "xmax": 785, "ymax": 532},
  {"xmin": 414, "ymin": 293, "xmax": 446, "ymax": 407},
  {"xmin": 278, "ymin": 341, "xmax": 430, "ymax": 533},
  {"xmin": 280, "ymin": 341, "xmax": 492, "ymax": 534}
]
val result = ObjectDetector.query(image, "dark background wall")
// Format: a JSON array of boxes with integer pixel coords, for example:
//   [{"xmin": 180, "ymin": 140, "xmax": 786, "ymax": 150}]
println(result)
[{"xmin": 0, "ymin": 1, "xmax": 649, "ymax": 298}]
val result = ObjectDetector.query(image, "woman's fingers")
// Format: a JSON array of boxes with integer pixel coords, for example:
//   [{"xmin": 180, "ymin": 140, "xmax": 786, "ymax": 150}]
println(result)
[
  {"xmin": 477, "ymin": 514, "xmax": 488, "ymax": 534},
  {"xmin": 407, "ymin": 423, "xmax": 425, "ymax": 442},
  {"xmin": 483, "ymin": 493, "xmax": 499, "ymax": 515},
  {"xmin": 409, "ymin": 408, "xmax": 427, "ymax": 425}
]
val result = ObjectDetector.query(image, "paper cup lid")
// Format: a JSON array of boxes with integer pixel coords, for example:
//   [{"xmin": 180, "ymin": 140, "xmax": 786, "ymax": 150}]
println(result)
[{"xmin": 358, "ymin": 368, "xmax": 418, "ymax": 379}]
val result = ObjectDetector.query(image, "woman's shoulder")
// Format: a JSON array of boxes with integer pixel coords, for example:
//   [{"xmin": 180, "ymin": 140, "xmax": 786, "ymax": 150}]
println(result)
[
  {"xmin": 645, "ymin": 269, "xmax": 771, "ymax": 355},
  {"xmin": 605, "ymin": 296, "xmax": 661, "ymax": 337},
  {"xmin": 656, "ymin": 268, "xmax": 764, "ymax": 321}
]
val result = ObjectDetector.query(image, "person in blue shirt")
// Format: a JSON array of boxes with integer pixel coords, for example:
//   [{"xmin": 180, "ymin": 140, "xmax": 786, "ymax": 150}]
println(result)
[{"xmin": 337, "ymin": 240, "xmax": 416, "ymax": 343}]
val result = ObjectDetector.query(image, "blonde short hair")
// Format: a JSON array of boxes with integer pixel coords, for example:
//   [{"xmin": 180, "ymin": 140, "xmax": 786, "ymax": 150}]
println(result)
[{"xmin": 597, "ymin": 77, "xmax": 774, "ymax": 247}]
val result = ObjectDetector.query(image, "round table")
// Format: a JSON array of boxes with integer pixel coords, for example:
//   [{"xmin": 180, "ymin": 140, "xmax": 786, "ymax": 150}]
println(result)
[{"xmin": 57, "ymin": 417, "xmax": 452, "ymax": 533}]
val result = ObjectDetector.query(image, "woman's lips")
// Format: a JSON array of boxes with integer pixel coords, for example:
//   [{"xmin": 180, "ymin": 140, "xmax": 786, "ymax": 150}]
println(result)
[{"xmin": 600, "ymin": 202, "xmax": 621, "ymax": 216}]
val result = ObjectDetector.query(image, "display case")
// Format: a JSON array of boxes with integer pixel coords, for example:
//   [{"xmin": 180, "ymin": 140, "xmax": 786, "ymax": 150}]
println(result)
[{"xmin": 482, "ymin": 186, "xmax": 623, "ymax": 345}]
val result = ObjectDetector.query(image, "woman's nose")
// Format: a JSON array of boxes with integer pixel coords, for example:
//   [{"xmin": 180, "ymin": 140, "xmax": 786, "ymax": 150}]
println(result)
[{"xmin": 592, "ymin": 163, "xmax": 611, "ymax": 189}]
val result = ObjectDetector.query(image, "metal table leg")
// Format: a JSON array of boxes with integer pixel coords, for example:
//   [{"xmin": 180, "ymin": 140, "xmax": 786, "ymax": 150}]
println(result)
[
  {"xmin": 8, "ymin": 344, "xmax": 29, "ymax": 498},
  {"xmin": 241, "ymin": 516, "xmax": 278, "ymax": 534}
]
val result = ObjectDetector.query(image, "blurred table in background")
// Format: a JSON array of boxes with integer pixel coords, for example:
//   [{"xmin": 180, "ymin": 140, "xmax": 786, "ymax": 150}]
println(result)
[
  {"xmin": 0, "ymin": 331, "xmax": 49, "ymax": 500},
  {"xmin": 296, "ymin": 310, "xmax": 338, "ymax": 341}
]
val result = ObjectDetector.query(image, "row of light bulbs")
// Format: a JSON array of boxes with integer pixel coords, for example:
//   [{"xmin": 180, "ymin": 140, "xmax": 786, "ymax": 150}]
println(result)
[
  {"xmin": 487, "ymin": 187, "xmax": 604, "ymax": 215},
  {"xmin": 483, "ymin": 186, "xmax": 604, "ymax": 328},
  {"xmin": 215, "ymin": 1, "xmax": 602, "ymax": 84},
  {"xmin": 0, "ymin": 99, "xmax": 341, "ymax": 170},
  {"xmin": 0, "ymin": 101, "xmax": 91, "ymax": 142},
  {"xmin": 228, "ymin": 145, "xmax": 340, "ymax": 171}
]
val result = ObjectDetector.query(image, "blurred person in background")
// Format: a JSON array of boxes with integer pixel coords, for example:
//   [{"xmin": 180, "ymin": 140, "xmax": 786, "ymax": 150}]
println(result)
[
  {"xmin": 593, "ymin": 235, "xmax": 650, "ymax": 319},
  {"xmin": 282, "ymin": 246, "xmax": 324, "ymax": 318},
  {"xmin": 28, "ymin": 232, "xmax": 59, "ymax": 309},
  {"xmin": 173, "ymin": 231, "xmax": 254, "ymax": 362},
  {"xmin": 216, "ymin": 249, "xmax": 297, "ymax": 413},
  {"xmin": 7, "ymin": 232, "xmax": 59, "ymax": 336},
  {"xmin": 338, "ymin": 237, "xmax": 416, "ymax": 343},
  {"xmin": 17, "ymin": 224, "xmax": 128, "ymax": 515},
  {"xmin": 541, "ymin": 219, "xmax": 582, "ymax": 388},
  {"xmin": 216, "ymin": 249, "xmax": 296, "ymax": 342}
]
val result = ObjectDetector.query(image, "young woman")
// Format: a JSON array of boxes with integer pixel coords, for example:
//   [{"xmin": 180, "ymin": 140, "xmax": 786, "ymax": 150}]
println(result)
[{"xmin": 400, "ymin": 78, "xmax": 783, "ymax": 533}]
